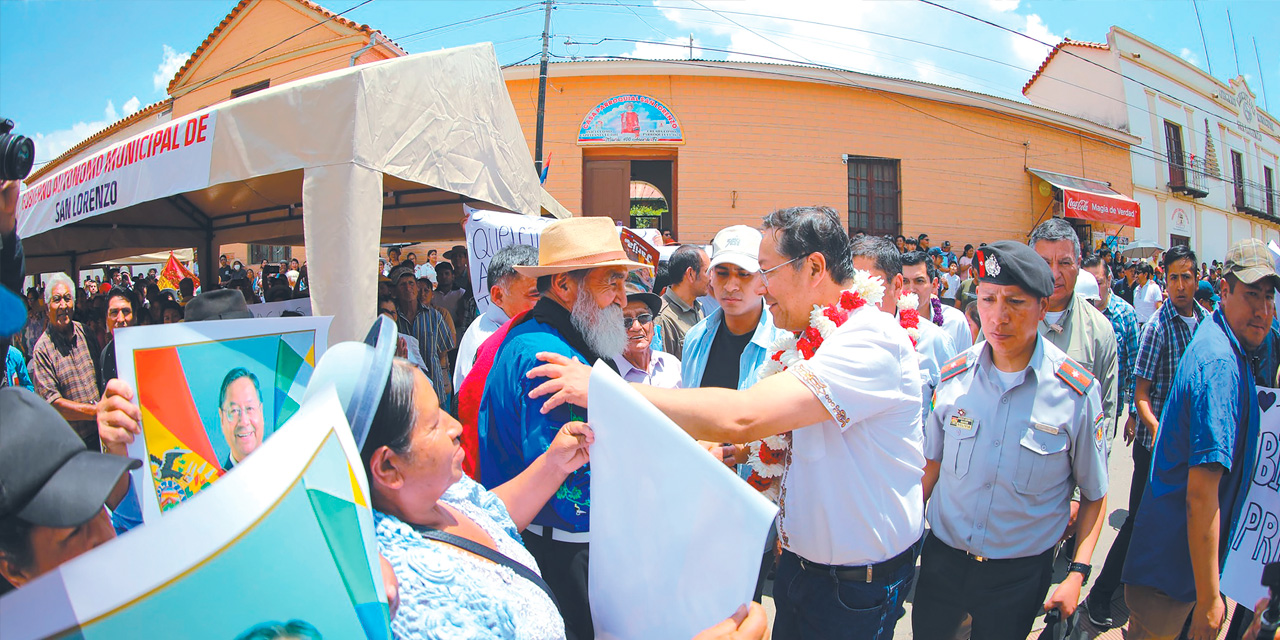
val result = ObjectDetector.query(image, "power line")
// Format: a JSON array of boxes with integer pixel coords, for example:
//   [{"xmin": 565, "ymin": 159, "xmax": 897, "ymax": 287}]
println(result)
[
  {"xmin": 557, "ymin": 1, "xmax": 1235, "ymax": 140},
  {"xmin": 178, "ymin": 0, "xmax": 378, "ymax": 98}
]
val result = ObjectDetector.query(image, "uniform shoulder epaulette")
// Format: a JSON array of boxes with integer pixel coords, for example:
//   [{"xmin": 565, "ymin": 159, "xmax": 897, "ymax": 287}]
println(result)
[
  {"xmin": 939, "ymin": 353, "xmax": 972, "ymax": 384},
  {"xmin": 1055, "ymin": 357, "xmax": 1096, "ymax": 396}
]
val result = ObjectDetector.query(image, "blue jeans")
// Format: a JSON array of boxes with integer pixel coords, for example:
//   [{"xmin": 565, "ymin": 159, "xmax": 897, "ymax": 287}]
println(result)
[{"xmin": 772, "ymin": 548, "xmax": 916, "ymax": 640}]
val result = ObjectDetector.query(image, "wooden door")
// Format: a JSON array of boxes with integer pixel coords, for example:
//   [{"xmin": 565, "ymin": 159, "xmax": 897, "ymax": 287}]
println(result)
[{"xmin": 583, "ymin": 159, "xmax": 631, "ymax": 224}]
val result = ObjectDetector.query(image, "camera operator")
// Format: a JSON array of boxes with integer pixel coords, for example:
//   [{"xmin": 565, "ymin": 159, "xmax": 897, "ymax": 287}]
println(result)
[{"xmin": 1, "ymin": 180, "xmax": 22, "ymax": 299}]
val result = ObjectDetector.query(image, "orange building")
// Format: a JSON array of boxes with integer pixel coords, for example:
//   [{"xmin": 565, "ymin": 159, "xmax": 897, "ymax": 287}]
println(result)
[
  {"xmin": 504, "ymin": 60, "xmax": 1140, "ymax": 249},
  {"xmin": 26, "ymin": 0, "xmax": 405, "ymax": 267},
  {"xmin": 31, "ymin": 0, "xmax": 1139, "ymax": 263}
]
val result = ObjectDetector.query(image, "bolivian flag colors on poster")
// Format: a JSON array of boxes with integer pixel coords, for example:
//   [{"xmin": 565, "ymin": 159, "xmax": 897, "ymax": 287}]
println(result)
[
  {"xmin": 157, "ymin": 251, "xmax": 199, "ymax": 291},
  {"xmin": 136, "ymin": 330, "xmax": 316, "ymax": 513},
  {"xmin": 0, "ymin": 389, "xmax": 391, "ymax": 640}
]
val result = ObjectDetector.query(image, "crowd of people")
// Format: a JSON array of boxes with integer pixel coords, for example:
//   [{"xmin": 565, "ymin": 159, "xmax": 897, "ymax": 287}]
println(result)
[{"xmin": 2, "ymin": 167, "xmax": 1280, "ymax": 640}]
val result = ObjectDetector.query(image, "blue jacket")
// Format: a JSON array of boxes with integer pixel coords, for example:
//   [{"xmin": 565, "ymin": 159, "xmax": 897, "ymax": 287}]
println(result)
[
  {"xmin": 476, "ymin": 316, "xmax": 593, "ymax": 532},
  {"xmin": 680, "ymin": 302, "xmax": 789, "ymax": 391}
]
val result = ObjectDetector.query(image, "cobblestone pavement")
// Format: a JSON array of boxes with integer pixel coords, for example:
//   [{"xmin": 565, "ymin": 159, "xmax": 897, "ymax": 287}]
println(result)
[{"xmin": 755, "ymin": 412, "xmax": 1241, "ymax": 639}]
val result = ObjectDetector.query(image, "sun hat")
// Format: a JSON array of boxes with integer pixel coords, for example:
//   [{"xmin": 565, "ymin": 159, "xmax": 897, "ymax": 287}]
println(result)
[
  {"xmin": 184, "ymin": 288, "xmax": 253, "ymax": 321},
  {"xmin": 0, "ymin": 388, "xmax": 141, "ymax": 527},
  {"xmin": 514, "ymin": 217, "xmax": 652, "ymax": 278},
  {"xmin": 301, "ymin": 316, "xmax": 397, "ymax": 449}
]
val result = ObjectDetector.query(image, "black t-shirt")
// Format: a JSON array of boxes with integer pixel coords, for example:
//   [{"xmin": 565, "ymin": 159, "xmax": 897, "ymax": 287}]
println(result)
[{"xmin": 699, "ymin": 319, "xmax": 754, "ymax": 389}]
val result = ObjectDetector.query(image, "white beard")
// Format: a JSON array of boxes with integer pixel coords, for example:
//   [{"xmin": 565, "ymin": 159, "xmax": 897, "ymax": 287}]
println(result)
[{"xmin": 570, "ymin": 288, "xmax": 628, "ymax": 358}]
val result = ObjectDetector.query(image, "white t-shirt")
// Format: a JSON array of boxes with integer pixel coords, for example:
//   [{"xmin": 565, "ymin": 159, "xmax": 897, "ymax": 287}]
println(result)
[
  {"xmin": 941, "ymin": 274, "xmax": 960, "ymax": 299},
  {"xmin": 1044, "ymin": 309, "xmax": 1068, "ymax": 327},
  {"xmin": 1179, "ymin": 314, "xmax": 1199, "ymax": 332},
  {"xmin": 782, "ymin": 305, "xmax": 925, "ymax": 565},
  {"xmin": 1134, "ymin": 281, "xmax": 1162, "ymax": 323}
]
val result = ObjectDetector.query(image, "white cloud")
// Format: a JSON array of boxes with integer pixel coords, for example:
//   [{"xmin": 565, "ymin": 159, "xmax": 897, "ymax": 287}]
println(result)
[
  {"xmin": 153, "ymin": 44, "xmax": 189, "ymax": 93},
  {"xmin": 619, "ymin": 0, "xmax": 1070, "ymax": 101},
  {"xmin": 29, "ymin": 44, "xmax": 181, "ymax": 167},
  {"xmin": 122, "ymin": 96, "xmax": 141, "ymax": 115},
  {"xmin": 31, "ymin": 101, "xmax": 120, "ymax": 165},
  {"xmin": 1179, "ymin": 47, "xmax": 1201, "ymax": 67}
]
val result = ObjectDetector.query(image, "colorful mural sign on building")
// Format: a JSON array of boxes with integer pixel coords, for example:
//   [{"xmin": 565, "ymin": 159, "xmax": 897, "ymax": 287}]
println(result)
[{"xmin": 578, "ymin": 94, "xmax": 683, "ymax": 144}]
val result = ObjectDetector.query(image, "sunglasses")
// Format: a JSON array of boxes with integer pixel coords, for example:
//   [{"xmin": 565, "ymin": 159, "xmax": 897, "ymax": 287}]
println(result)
[{"xmin": 622, "ymin": 313, "xmax": 654, "ymax": 329}]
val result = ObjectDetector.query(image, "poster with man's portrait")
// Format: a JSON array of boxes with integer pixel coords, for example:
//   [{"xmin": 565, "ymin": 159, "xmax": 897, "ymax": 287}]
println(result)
[{"xmin": 115, "ymin": 316, "xmax": 331, "ymax": 522}]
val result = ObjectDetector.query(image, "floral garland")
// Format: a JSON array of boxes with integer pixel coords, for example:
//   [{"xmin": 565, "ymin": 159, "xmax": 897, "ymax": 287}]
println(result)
[
  {"xmin": 897, "ymin": 293, "xmax": 922, "ymax": 347},
  {"xmin": 930, "ymin": 296, "xmax": 945, "ymax": 326},
  {"xmin": 746, "ymin": 270, "xmax": 886, "ymax": 500}
]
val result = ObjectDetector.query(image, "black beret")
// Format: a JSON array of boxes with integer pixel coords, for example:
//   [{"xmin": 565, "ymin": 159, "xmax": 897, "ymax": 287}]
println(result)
[{"xmin": 974, "ymin": 240, "xmax": 1054, "ymax": 298}]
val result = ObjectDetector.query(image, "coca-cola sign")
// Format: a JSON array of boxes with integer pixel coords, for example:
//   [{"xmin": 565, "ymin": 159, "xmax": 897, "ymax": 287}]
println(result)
[{"xmin": 1061, "ymin": 188, "xmax": 1140, "ymax": 226}]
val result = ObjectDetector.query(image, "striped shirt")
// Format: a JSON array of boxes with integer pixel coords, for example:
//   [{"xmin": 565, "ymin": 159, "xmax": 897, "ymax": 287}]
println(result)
[
  {"xmin": 398, "ymin": 305, "xmax": 456, "ymax": 410},
  {"xmin": 1133, "ymin": 301, "xmax": 1206, "ymax": 449},
  {"xmin": 1100, "ymin": 294, "xmax": 1140, "ymax": 416},
  {"xmin": 31, "ymin": 322, "xmax": 101, "ymax": 447}
]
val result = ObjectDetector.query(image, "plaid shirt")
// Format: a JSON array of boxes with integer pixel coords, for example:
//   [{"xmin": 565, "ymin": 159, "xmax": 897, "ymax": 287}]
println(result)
[
  {"xmin": 1133, "ymin": 301, "xmax": 1206, "ymax": 449},
  {"xmin": 1100, "ymin": 294, "xmax": 1140, "ymax": 416},
  {"xmin": 398, "ymin": 305, "xmax": 456, "ymax": 410},
  {"xmin": 30, "ymin": 321, "xmax": 102, "ymax": 443}
]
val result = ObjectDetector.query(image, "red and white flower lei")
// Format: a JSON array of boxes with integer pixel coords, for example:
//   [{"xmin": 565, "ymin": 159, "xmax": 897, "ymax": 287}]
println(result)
[
  {"xmin": 897, "ymin": 293, "xmax": 922, "ymax": 348},
  {"xmin": 746, "ymin": 270, "xmax": 885, "ymax": 500}
]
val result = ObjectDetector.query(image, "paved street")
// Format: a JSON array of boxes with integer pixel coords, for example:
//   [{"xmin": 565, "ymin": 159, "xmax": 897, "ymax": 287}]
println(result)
[{"xmin": 754, "ymin": 410, "xmax": 1218, "ymax": 639}]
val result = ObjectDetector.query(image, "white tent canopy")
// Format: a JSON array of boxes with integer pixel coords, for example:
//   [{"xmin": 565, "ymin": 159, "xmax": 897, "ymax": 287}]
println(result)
[{"xmin": 18, "ymin": 43, "xmax": 561, "ymax": 343}]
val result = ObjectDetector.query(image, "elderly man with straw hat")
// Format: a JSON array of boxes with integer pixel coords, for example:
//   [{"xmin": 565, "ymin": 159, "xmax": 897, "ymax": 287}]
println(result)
[{"xmin": 476, "ymin": 216, "xmax": 650, "ymax": 640}]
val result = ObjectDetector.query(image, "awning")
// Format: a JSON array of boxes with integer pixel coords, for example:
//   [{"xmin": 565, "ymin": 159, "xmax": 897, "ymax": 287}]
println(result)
[{"xmin": 1028, "ymin": 168, "xmax": 1140, "ymax": 227}]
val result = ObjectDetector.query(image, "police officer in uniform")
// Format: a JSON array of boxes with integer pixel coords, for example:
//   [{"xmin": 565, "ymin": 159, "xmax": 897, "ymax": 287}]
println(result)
[{"xmin": 914, "ymin": 240, "xmax": 1109, "ymax": 640}]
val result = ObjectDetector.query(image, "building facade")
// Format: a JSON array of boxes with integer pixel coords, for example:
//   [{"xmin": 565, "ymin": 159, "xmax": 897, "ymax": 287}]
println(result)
[
  {"xmin": 1025, "ymin": 27, "xmax": 1280, "ymax": 262},
  {"xmin": 503, "ymin": 60, "xmax": 1138, "ymax": 248}
]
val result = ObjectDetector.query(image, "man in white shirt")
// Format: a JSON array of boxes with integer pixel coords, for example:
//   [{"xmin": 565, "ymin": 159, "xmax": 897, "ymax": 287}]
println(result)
[
  {"xmin": 527, "ymin": 206, "xmax": 925, "ymax": 640},
  {"xmin": 902, "ymin": 250, "xmax": 973, "ymax": 352},
  {"xmin": 1132, "ymin": 263, "xmax": 1163, "ymax": 324},
  {"xmin": 453, "ymin": 244, "xmax": 541, "ymax": 392}
]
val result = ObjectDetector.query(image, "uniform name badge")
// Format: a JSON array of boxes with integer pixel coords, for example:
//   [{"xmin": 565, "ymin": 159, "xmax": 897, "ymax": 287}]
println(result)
[{"xmin": 949, "ymin": 414, "xmax": 974, "ymax": 430}]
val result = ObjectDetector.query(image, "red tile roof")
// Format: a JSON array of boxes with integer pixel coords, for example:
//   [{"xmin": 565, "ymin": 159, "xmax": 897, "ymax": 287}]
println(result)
[
  {"xmin": 1022, "ymin": 38, "xmax": 1110, "ymax": 96},
  {"xmin": 166, "ymin": 0, "xmax": 406, "ymax": 95}
]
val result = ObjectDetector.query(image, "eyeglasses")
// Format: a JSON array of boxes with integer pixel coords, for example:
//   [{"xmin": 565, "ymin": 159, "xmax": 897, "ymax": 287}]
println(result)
[
  {"xmin": 221, "ymin": 404, "xmax": 262, "ymax": 421},
  {"xmin": 622, "ymin": 313, "xmax": 654, "ymax": 329},
  {"xmin": 759, "ymin": 256, "xmax": 803, "ymax": 287}
]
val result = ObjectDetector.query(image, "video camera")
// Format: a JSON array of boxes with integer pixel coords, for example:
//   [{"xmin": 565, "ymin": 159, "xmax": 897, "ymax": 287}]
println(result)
[
  {"xmin": 0, "ymin": 118, "xmax": 35, "ymax": 181},
  {"xmin": 1260, "ymin": 562, "xmax": 1280, "ymax": 640}
]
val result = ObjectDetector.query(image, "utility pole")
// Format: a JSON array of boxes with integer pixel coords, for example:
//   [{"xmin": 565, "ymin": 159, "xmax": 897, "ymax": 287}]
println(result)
[
  {"xmin": 1227, "ymin": 8, "xmax": 1241, "ymax": 78},
  {"xmin": 1255, "ymin": 37, "xmax": 1270, "ymax": 112},
  {"xmin": 689, "ymin": 33, "xmax": 694, "ymax": 59},
  {"xmin": 534, "ymin": 0, "xmax": 553, "ymax": 176}
]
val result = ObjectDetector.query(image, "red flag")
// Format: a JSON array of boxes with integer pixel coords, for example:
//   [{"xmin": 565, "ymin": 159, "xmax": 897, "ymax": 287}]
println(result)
[{"xmin": 158, "ymin": 252, "xmax": 199, "ymax": 292}]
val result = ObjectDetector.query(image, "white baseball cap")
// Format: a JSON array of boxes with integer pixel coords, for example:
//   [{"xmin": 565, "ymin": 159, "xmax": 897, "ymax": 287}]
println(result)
[
  {"xmin": 709, "ymin": 225, "xmax": 763, "ymax": 272},
  {"xmin": 1075, "ymin": 269, "xmax": 1102, "ymax": 302}
]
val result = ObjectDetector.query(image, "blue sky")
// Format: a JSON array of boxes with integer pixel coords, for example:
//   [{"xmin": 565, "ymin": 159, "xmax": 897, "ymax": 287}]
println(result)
[{"xmin": 2, "ymin": 0, "xmax": 1276, "ymax": 166}]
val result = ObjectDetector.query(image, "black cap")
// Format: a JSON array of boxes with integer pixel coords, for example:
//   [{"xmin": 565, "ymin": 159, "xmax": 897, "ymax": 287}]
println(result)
[
  {"xmin": 0, "ymin": 388, "xmax": 141, "ymax": 528},
  {"xmin": 184, "ymin": 289, "xmax": 253, "ymax": 322},
  {"xmin": 624, "ymin": 282, "xmax": 661, "ymax": 317},
  {"xmin": 974, "ymin": 240, "xmax": 1054, "ymax": 298}
]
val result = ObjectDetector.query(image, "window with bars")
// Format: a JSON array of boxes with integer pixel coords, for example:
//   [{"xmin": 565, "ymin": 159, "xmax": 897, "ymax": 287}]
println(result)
[
  {"xmin": 847, "ymin": 156, "xmax": 900, "ymax": 237},
  {"xmin": 1266, "ymin": 167, "xmax": 1275, "ymax": 217}
]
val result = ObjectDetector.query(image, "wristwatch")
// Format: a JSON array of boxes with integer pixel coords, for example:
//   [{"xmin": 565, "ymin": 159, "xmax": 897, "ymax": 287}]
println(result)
[{"xmin": 1067, "ymin": 562, "xmax": 1092, "ymax": 585}]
